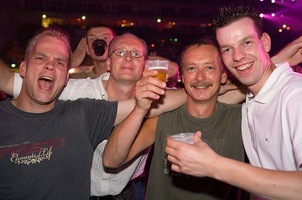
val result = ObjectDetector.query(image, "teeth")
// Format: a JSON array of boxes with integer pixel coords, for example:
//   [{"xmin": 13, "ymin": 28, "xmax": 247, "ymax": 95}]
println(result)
[
  {"xmin": 40, "ymin": 76, "xmax": 54, "ymax": 81},
  {"xmin": 236, "ymin": 63, "xmax": 252, "ymax": 71},
  {"xmin": 195, "ymin": 86, "xmax": 207, "ymax": 89},
  {"xmin": 191, "ymin": 83, "xmax": 213, "ymax": 89}
]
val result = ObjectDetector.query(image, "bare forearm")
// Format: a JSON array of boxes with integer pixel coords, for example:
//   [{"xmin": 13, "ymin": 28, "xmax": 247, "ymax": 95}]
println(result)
[
  {"xmin": 218, "ymin": 89, "xmax": 246, "ymax": 104},
  {"xmin": 114, "ymin": 99, "xmax": 135, "ymax": 125},
  {"xmin": 218, "ymin": 79, "xmax": 247, "ymax": 104},
  {"xmin": 147, "ymin": 88, "xmax": 186, "ymax": 117},
  {"xmin": 271, "ymin": 35, "xmax": 302, "ymax": 66},
  {"xmin": 214, "ymin": 156, "xmax": 302, "ymax": 200},
  {"xmin": 103, "ymin": 106, "xmax": 147, "ymax": 168}
]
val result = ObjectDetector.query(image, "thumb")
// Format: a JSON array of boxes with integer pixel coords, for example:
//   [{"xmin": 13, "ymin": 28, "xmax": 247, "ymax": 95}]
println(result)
[{"xmin": 193, "ymin": 131, "xmax": 202, "ymax": 143}]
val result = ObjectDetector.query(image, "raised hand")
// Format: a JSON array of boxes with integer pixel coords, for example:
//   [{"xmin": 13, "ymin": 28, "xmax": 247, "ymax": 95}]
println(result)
[
  {"xmin": 272, "ymin": 35, "xmax": 302, "ymax": 66},
  {"xmin": 70, "ymin": 37, "xmax": 87, "ymax": 67},
  {"xmin": 135, "ymin": 70, "xmax": 166, "ymax": 112}
]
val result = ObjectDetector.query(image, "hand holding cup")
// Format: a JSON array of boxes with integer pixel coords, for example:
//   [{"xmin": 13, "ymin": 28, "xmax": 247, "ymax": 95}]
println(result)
[{"xmin": 145, "ymin": 59, "xmax": 169, "ymax": 82}]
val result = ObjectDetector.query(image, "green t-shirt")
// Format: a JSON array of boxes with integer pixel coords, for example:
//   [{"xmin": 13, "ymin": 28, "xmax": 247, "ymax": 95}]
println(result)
[{"xmin": 146, "ymin": 102, "xmax": 245, "ymax": 200}]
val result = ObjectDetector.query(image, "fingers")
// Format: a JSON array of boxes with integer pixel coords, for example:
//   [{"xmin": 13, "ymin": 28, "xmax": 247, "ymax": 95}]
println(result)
[
  {"xmin": 142, "ymin": 68, "xmax": 159, "ymax": 78},
  {"xmin": 79, "ymin": 37, "xmax": 87, "ymax": 50},
  {"xmin": 165, "ymin": 136, "xmax": 184, "ymax": 160},
  {"xmin": 166, "ymin": 136, "xmax": 178, "ymax": 150},
  {"xmin": 74, "ymin": 37, "xmax": 87, "ymax": 51},
  {"xmin": 70, "ymin": 38, "xmax": 87, "ymax": 67},
  {"xmin": 135, "ymin": 72, "xmax": 166, "ymax": 111},
  {"xmin": 136, "ymin": 80, "xmax": 165, "ymax": 100},
  {"xmin": 193, "ymin": 131, "xmax": 202, "ymax": 143},
  {"xmin": 165, "ymin": 138, "xmax": 175, "ymax": 155},
  {"xmin": 167, "ymin": 154, "xmax": 182, "ymax": 173},
  {"xmin": 170, "ymin": 163, "xmax": 181, "ymax": 173},
  {"xmin": 136, "ymin": 72, "xmax": 166, "ymax": 97}
]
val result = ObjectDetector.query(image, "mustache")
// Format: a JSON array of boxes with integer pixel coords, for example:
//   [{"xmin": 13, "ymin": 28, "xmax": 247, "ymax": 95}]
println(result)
[{"xmin": 190, "ymin": 81, "xmax": 213, "ymax": 88}]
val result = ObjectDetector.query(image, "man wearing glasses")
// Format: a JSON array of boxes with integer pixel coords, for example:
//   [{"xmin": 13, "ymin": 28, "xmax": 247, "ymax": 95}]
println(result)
[
  {"xmin": 69, "ymin": 25, "xmax": 179, "ymax": 82},
  {"xmin": 11, "ymin": 32, "xmax": 185, "ymax": 200}
]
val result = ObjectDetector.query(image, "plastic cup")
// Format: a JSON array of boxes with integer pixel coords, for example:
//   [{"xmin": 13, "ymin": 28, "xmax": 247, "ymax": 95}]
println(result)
[
  {"xmin": 145, "ymin": 59, "xmax": 169, "ymax": 82},
  {"xmin": 163, "ymin": 132, "xmax": 194, "ymax": 175},
  {"xmin": 170, "ymin": 132, "xmax": 194, "ymax": 144}
]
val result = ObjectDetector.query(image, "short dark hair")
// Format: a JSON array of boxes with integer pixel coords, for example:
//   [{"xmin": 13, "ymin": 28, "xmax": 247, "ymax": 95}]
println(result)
[
  {"xmin": 213, "ymin": 5, "xmax": 263, "ymax": 37},
  {"xmin": 180, "ymin": 37, "xmax": 225, "ymax": 72}
]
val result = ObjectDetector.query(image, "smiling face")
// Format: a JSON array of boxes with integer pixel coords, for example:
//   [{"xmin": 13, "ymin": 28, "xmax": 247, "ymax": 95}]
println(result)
[
  {"xmin": 216, "ymin": 17, "xmax": 273, "ymax": 94},
  {"xmin": 18, "ymin": 35, "xmax": 70, "ymax": 111},
  {"xmin": 106, "ymin": 33, "xmax": 147, "ymax": 83},
  {"xmin": 181, "ymin": 44, "xmax": 227, "ymax": 104}
]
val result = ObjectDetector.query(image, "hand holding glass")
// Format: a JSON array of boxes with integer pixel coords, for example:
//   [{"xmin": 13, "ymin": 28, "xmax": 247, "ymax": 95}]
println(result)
[
  {"xmin": 145, "ymin": 59, "xmax": 169, "ymax": 82},
  {"xmin": 170, "ymin": 132, "xmax": 194, "ymax": 144},
  {"xmin": 164, "ymin": 132, "xmax": 194, "ymax": 175}
]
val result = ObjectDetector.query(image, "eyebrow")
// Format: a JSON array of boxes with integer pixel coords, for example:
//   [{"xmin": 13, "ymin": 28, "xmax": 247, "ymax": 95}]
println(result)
[
  {"xmin": 33, "ymin": 51, "xmax": 68, "ymax": 62},
  {"xmin": 87, "ymin": 33, "xmax": 111, "ymax": 38},
  {"xmin": 219, "ymin": 35, "xmax": 255, "ymax": 49}
]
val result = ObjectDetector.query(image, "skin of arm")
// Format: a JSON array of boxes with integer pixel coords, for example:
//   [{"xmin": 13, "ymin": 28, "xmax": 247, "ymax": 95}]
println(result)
[
  {"xmin": 165, "ymin": 132, "xmax": 302, "ymax": 200},
  {"xmin": 104, "ymin": 72, "xmax": 162, "ymax": 167},
  {"xmin": 217, "ymin": 89, "xmax": 246, "ymax": 104},
  {"xmin": 0, "ymin": 59, "xmax": 14, "ymax": 96},
  {"xmin": 217, "ymin": 78, "xmax": 247, "ymax": 104},
  {"xmin": 103, "ymin": 116, "xmax": 158, "ymax": 168},
  {"xmin": 147, "ymin": 88, "xmax": 186, "ymax": 117},
  {"xmin": 271, "ymin": 35, "xmax": 302, "ymax": 66}
]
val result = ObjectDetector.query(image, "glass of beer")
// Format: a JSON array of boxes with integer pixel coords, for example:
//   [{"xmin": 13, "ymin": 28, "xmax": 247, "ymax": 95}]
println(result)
[{"xmin": 145, "ymin": 59, "xmax": 169, "ymax": 82}]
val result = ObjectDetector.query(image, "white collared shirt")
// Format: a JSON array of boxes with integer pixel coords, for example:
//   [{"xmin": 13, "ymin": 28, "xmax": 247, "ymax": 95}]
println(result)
[{"xmin": 242, "ymin": 62, "xmax": 302, "ymax": 171}]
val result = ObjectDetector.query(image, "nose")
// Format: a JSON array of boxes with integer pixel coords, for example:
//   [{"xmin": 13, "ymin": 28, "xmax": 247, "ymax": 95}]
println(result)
[
  {"xmin": 233, "ymin": 47, "xmax": 246, "ymax": 61},
  {"xmin": 195, "ymin": 68, "xmax": 206, "ymax": 82},
  {"xmin": 45, "ymin": 60, "xmax": 55, "ymax": 71},
  {"xmin": 123, "ymin": 51, "xmax": 132, "ymax": 62}
]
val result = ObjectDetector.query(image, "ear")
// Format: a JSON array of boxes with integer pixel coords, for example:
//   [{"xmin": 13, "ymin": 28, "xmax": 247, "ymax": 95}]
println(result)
[
  {"xmin": 105, "ymin": 58, "xmax": 111, "ymax": 72},
  {"xmin": 19, "ymin": 61, "xmax": 27, "ymax": 77},
  {"xmin": 261, "ymin": 32, "xmax": 271, "ymax": 53},
  {"xmin": 221, "ymin": 71, "xmax": 228, "ymax": 85}
]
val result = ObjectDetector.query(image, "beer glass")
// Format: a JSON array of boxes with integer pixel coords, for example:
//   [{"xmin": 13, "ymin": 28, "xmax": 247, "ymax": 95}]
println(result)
[{"xmin": 145, "ymin": 59, "xmax": 169, "ymax": 82}]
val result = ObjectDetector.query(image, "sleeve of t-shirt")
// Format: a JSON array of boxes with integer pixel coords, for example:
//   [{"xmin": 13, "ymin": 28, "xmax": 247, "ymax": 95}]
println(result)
[
  {"xmin": 81, "ymin": 99, "xmax": 118, "ymax": 147},
  {"xmin": 13, "ymin": 73, "xmax": 22, "ymax": 98}
]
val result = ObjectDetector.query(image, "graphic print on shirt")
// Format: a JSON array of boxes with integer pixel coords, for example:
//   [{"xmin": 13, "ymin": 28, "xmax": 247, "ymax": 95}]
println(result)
[{"xmin": 0, "ymin": 138, "xmax": 65, "ymax": 165}]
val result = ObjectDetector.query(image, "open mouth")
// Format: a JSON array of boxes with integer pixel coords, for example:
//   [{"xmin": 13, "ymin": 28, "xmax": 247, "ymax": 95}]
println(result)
[{"xmin": 38, "ymin": 76, "xmax": 54, "ymax": 90}]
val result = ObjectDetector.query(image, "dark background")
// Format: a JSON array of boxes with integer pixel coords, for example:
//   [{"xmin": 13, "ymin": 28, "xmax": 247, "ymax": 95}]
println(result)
[{"xmin": 0, "ymin": 0, "xmax": 301, "ymax": 68}]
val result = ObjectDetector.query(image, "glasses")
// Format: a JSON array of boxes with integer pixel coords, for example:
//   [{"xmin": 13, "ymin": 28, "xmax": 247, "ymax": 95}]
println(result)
[{"xmin": 112, "ymin": 49, "xmax": 145, "ymax": 58}]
